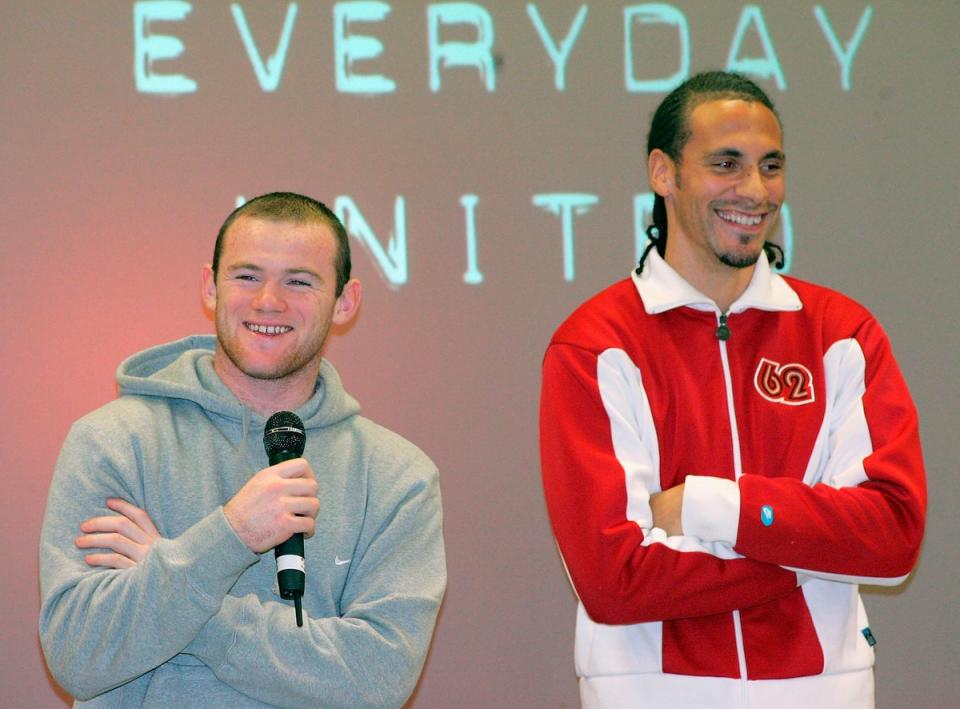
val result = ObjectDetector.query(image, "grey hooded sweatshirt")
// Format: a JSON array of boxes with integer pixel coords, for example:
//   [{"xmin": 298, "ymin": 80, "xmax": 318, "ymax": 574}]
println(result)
[{"xmin": 39, "ymin": 335, "xmax": 446, "ymax": 708}]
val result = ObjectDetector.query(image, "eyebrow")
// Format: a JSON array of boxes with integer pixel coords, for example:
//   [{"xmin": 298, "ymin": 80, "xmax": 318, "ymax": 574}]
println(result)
[
  {"xmin": 226, "ymin": 263, "xmax": 324, "ymax": 281},
  {"xmin": 707, "ymin": 148, "xmax": 786, "ymax": 161}
]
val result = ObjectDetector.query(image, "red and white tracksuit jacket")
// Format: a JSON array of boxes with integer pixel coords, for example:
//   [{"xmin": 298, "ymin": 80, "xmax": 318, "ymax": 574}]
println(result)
[{"xmin": 540, "ymin": 251, "xmax": 926, "ymax": 708}]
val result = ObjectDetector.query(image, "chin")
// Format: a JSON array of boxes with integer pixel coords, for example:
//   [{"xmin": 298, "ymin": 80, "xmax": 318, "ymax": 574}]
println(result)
[
  {"xmin": 236, "ymin": 365, "xmax": 286, "ymax": 381},
  {"xmin": 718, "ymin": 248, "xmax": 764, "ymax": 269}
]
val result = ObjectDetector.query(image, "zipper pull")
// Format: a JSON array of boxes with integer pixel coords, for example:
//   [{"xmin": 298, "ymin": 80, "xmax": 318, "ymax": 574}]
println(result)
[{"xmin": 716, "ymin": 312, "xmax": 730, "ymax": 341}]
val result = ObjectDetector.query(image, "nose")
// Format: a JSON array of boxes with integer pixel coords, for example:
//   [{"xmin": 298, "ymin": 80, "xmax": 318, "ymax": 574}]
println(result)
[
  {"xmin": 251, "ymin": 281, "xmax": 286, "ymax": 311},
  {"xmin": 736, "ymin": 166, "xmax": 769, "ymax": 204}
]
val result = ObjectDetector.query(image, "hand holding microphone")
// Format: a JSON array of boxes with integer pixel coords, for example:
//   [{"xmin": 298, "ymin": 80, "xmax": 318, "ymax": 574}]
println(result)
[{"xmin": 223, "ymin": 411, "xmax": 316, "ymax": 626}]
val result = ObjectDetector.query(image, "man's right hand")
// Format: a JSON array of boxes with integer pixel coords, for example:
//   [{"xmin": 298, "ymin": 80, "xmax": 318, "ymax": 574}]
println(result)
[{"xmin": 223, "ymin": 458, "xmax": 320, "ymax": 553}]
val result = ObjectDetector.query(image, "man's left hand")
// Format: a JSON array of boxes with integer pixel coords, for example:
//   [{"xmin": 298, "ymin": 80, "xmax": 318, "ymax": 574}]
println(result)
[{"xmin": 76, "ymin": 498, "xmax": 160, "ymax": 569}]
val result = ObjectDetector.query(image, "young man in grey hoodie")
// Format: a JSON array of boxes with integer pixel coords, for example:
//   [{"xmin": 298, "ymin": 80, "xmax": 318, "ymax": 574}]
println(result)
[{"xmin": 39, "ymin": 192, "xmax": 446, "ymax": 708}]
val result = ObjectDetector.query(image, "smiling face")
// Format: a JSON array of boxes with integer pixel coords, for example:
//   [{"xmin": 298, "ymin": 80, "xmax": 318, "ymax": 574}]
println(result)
[
  {"xmin": 201, "ymin": 215, "xmax": 360, "ymax": 408},
  {"xmin": 651, "ymin": 98, "xmax": 785, "ymax": 278}
]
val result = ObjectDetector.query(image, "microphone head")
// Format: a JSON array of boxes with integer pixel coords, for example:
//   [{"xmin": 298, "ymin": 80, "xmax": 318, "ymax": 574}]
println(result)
[{"xmin": 263, "ymin": 411, "xmax": 306, "ymax": 458}]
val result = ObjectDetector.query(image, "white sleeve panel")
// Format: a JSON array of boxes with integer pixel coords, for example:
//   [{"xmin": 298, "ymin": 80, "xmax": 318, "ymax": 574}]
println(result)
[
  {"xmin": 789, "ymin": 338, "xmax": 893, "ymax": 584},
  {"xmin": 682, "ymin": 475, "xmax": 741, "ymax": 546},
  {"xmin": 802, "ymin": 338, "xmax": 871, "ymax": 489}
]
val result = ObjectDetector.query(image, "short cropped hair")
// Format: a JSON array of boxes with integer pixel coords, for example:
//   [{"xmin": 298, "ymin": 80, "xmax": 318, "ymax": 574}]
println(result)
[{"xmin": 212, "ymin": 192, "xmax": 351, "ymax": 296}]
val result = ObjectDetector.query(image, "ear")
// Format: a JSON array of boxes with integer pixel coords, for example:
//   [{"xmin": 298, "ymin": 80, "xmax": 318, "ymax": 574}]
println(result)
[
  {"xmin": 648, "ymin": 148, "xmax": 677, "ymax": 198},
  {"xmin": 332, "ymin": 278, "xmax": 362, "ymax": 326},
  {"xmin": 201, "ymin": 264, "xmax": 217, "ymax": 312}
]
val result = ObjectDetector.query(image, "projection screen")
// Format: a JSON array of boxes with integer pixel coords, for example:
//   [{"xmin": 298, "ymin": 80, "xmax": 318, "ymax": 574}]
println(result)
[{"xmin": 2, "ymin": 2, "xmax": 957, "ymax": 706}]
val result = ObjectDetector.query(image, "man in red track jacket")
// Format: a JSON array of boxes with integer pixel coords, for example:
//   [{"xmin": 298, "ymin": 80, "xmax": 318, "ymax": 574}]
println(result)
[{"xmin": 539, "ymin": 71, "xmax": 926, "ymax": 708}]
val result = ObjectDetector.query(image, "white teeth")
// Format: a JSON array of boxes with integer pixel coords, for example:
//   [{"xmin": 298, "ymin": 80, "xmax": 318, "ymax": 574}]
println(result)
[
  {"xmin": 246, "ymin": 323, "xmax": 291, "ymax": 335},
  {"xmin": 718, "ymin": 210, "xmax": 763, "ymax": 226}
]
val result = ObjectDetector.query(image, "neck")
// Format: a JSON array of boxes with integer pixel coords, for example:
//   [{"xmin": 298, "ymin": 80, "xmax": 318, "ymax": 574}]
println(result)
[
  {"xmin": 664, "ymin": 243, "xmax": 756, "ymax": 313},
  {"xmin": 213, "ymin": 352, "xmax": 320, "ymax": 418}
]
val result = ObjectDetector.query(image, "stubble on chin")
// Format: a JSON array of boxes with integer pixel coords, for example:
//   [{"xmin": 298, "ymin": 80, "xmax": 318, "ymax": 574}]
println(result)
[
  {"xmin": 221, "ymin": 342, "xmax": 301, "ymax": 381},
  {"xmin": 715, "ymin": 229, "xmax": 768, "ymax": 269},
  {"xmin": 718, "ymin": 249, "xmax": 763, "ymax": 269}
]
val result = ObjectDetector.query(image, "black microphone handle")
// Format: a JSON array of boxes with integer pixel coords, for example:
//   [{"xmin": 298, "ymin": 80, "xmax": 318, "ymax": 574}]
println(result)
[
  {"xmin": 274, "ymin": 534, "xmax": 305, "ymax": 598},
  {"xmin": 268, "ymin": 448, "xmax": 306, "ymax": 624}
]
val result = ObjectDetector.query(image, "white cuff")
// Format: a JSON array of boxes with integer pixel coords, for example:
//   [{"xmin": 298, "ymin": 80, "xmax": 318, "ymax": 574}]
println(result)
[{"xmin": 681, "ymin": 475, "xmax": 740, "ymax": 545}]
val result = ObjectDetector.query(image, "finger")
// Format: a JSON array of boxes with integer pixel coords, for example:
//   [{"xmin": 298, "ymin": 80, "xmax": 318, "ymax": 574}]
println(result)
[
  {"xmin": 79, "ymin": 515, "xmax": 122, "ymax": 534},
  {"xmin": 76, "ymin": 531, "xmax": 131, "ymax": 552},
  {"xmin": 76, "ymin": 532, "xmax": 143, "ymax": 560},
  {"xmin": 281, "ymin": 478, "xmax": 319, "ymax": 498},
  {"xmin": 79, "ymin": 515, "xmax": 150, "ymax": 545},
  {"xmin": 285, "ymin": 515, "xmax": 316, "ymax": 538},
  {"xmin": 285, "ymin": 496, "xmax": 321, "ymax": 519},
  {"xmin": 106, "ymin": 499, "xmax": 160, "ymax": 536},
  {"xmin": 272, "ymin": 458, "xmax": 314, "ymax": 480},
  {"xmin": 83, "ymin": 552, "xmax": 136, "ymax": 570}
]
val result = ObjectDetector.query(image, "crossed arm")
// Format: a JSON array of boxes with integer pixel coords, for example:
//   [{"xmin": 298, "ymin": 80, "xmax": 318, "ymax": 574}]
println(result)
[
  {"xmin": 75, "ymin": 497, "xmax": 159, "ymax": 567},
  {"xmin": 42, "ymin": 422, "xmax": 444, "ymax": 707},
  {"xmin": 75, "ymin": 458, "xmax": 321, "ymax": 569},
  {"xmin": 70, "ymin": 482, "xmax": 443, "ymax": 707},
  {"xmin": 540, "ymin": 333, "xmax": 926, "ymax": 625}
]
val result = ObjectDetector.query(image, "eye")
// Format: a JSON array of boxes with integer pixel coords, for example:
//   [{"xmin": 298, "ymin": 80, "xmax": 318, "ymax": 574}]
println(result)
[
  {"xmin": 761, "ymin": 161, "xmax": 784, "ymax": 175},
  {"xmin": 288, "ymin": 279, "xmax": 313, "ymax": 287},
  {"xmin": 234, "ymin": 274, "xmax": 258, "ymax": 282},
  {"xmin": 713, "ymin": 159, "xmax": 737, "ymax": 171}
]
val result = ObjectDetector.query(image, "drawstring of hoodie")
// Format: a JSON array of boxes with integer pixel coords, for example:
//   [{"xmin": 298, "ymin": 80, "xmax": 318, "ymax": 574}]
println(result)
[{"xmin": 239, "ymin": 405, "xmax": 257, "ymax": 473}]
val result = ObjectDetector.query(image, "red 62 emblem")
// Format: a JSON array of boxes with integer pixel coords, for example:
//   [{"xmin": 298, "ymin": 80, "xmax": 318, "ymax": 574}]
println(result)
[{"xmin": 753, "ymin": 358, "xmax": 815, "ymax": 405}]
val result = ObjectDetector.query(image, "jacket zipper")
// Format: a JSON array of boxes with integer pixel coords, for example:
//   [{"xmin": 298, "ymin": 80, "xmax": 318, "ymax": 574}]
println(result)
[
  {"xmin": 716, "ymin": 311, "xmax": 750, "ymax": 703},
  {"xmin": 716, "ymin": 312, "xmax": 731, "ymax": 341}
]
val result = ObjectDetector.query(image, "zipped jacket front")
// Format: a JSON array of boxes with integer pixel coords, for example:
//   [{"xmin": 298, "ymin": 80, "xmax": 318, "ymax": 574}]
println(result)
[{"xmin": 540, "ymin": 251, "xmax": 925, "ymax": 707}]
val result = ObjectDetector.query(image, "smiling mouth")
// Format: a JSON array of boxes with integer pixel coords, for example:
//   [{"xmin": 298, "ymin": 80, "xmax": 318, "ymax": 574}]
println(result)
[
  {"xmin": 715, "ymin": 209, "xmax": 765, "ymax": 227},
  {"xmin": 245, "ymin": 322, "xmax": 292, "ymax": 336}
]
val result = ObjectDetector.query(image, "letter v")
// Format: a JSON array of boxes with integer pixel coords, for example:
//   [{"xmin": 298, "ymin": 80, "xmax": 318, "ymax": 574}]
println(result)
[{"xmin": 231, "ymin": 3, "xmax": 299, "ymax": 92}]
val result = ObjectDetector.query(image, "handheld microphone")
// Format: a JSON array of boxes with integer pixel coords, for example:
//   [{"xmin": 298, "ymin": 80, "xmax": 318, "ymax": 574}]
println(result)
[{"xmin": 263, "ymin": 411, "xmax": 307, "ymax": 627}]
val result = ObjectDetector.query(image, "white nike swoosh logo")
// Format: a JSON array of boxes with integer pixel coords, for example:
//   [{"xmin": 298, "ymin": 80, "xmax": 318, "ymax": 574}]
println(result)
[{"xmin": 335, "ymin": 556, "xmax": 351, "ymax": 566}]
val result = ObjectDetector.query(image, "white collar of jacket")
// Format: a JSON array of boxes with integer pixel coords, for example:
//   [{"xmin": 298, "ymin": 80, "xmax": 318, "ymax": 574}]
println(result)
[{"xmin": 631, "ymin": 246, "xmax": 802, "ymax": 315}]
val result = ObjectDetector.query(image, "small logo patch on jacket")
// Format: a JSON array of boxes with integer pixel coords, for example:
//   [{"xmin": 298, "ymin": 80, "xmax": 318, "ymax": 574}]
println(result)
[{"xmin": 754, "ymin": 357, "xmax": 815, "ymax": 405}]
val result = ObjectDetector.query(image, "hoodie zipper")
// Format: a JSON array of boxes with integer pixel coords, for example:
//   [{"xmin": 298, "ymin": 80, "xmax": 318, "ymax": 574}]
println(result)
[{"xmin": 716, "ymin": 311, "xmax": 750, "ymax": 702}]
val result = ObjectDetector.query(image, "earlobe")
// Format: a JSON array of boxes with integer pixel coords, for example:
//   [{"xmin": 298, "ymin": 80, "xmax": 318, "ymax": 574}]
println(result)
[
  {"xmin": 332, "ymin": 279, "xmax": 362, "ymax": 326},
  {"xmin": 201, "ymin": 264, "xmax": 217, "ymax": 311},
  {"xmin": 648, "ymin": 149, "xmax": 675, "ymax": 198}
]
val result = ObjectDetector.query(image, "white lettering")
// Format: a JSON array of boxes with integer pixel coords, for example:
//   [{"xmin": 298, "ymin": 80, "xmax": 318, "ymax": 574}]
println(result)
[
  {"xmin": 133, "ymin": 0, "xmax": 197, "ymax": 94},
  {"xmin": 527, "ymin": 4, "xmax": 588, "ymax": 92},
  {"xmin": 460, "ymin": 194, "xmax": 483, "ymax": 284},
  {"xmin": 813, "ymin": 5, "xmax": 873, "ymax": 92},
  {"xmin": 334, "ymin": 1, "xmax": 397, "ymax": 94},
  {"xmin": 624, "ymin": 4, "xmax": 690, "ymax": 93},
  {"xmin": 335, "ymin": 196, "xmax": 408, "ymax": 287},
  {"xmin": 428, "ymin": 3, "xmax": 496, "ymax": 93},
  {"xmin": 532, "ymin": 193, "xmax": 599, "ymax": 281},
  {"xmin": 726, "ymin": 5, "xmax": 787, "ymax": 91},
  {"xmin": 231, "ymin": 3, "xmax": 299, "ymax": 92}
]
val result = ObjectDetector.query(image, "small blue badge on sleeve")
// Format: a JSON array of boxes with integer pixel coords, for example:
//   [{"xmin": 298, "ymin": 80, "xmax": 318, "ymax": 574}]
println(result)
[
  {"xmin": 760, "ymin": 505, "xmax": 775, "ymax": 526},
  {"xmin": 862, "ymin": 627, "xmax": 877, "ymax": 647}
]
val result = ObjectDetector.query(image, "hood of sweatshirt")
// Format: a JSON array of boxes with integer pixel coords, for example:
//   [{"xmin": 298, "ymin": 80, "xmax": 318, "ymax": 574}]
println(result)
[{"xmin": 116, "ymin": 335, "xmax": 360, "ymax": 436}]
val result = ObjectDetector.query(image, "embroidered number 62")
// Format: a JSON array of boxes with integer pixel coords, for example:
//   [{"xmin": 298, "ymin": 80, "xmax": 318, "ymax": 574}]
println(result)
[{"xmin": 754, "ymin": 358, "xmax": 815, "ymax": 405}]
